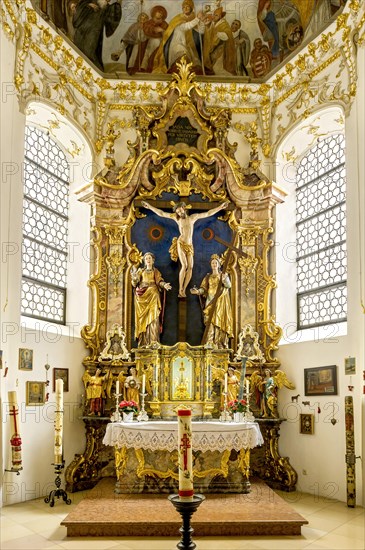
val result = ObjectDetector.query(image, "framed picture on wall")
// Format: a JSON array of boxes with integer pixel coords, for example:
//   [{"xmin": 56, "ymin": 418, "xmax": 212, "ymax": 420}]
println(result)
[
  {"xmin": 26, "ymin": 381, "xmax": 46, "ymax": 405},
  {"xmin": 19, "ymin": 348, "xmax": 33, "ymax": 371},
  {"xmin": 300, "ymin": 413, "xmax": 314, "ymax": 434},
  {"xmin": 344, "ymin": 357, "xmax": 356, "ymax": 375},
  {"xmin": 304, "ymin": 365, "xmax": 337, "ymax": 396},
  {"xmin": 53, "ymin": 368, "xmax": 69, "ymax": 392}
]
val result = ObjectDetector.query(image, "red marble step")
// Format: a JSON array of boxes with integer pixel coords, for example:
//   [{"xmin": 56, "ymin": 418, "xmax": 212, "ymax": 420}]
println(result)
[{"xmin": 61, "ymin": 477, "xmax": 308, "ymax": 537}]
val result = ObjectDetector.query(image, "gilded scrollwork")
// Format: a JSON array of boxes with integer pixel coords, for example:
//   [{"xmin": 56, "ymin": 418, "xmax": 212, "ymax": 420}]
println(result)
[{"xmin": 2, "ymin": 0, "xmax": 364, "ymax": 161}]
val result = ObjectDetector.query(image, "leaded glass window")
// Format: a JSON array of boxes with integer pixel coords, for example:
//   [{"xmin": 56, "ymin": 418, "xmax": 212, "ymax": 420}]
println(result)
[
  {"xmin": 21, "ymin": 126, "xmax": 69, "ymax": 323},
  {"xmin": 296, "ymin": 134, "xmax": 347, "ymax": 329}
]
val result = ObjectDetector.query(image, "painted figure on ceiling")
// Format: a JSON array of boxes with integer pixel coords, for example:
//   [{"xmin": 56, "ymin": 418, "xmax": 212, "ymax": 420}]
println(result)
[
  {"xmin": 250, "ymin": 37, "xmax": 272, "ymax": 78},
  {"xmin": 191, "ymin": 254, "xmax": 233, "ymax": 348},
  {"xmin": 257, "ymin": 0, "xmax": 303, "ymax": 60},
  {"xmin": 153, "ymin": 0, "xmax": 205, "ymax": 74},
  {"xmin": 72, "ymin": 0, "xmax": 121, "ymax": 71},
  {"xmin": 131, "ymin": 252, "xmax": 172, "ymax": 347},
  {"xmin": 231, "ymin": 19, "xmax": 250, "ymax": 77},
  {"xmin": 202, "ymin": 7, "xmax": 236, "ymax": 76},
  {"xmin": 257, "ymin": 0, "xmax": 280, "ymax": 59},
  {"xmin": 141, "ymin": 201, "xmax": 229, "ymax": 298},
  {"xmin": 139, "ymin": 5, "xmax": 168, "ymax": 72},
  {"xmin": 111, "ymin": 11, "xmax": 148, "ymax": 74}
]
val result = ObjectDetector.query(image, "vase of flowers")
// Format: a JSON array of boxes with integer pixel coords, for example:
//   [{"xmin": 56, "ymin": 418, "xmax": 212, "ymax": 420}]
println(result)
[
  {"xmin": 228, "ymin": 399, "xmax": 247, "ymax": 422},
  {"xmin": 119, "ymin": 400, "xmax": 138, "ymax": 422}
]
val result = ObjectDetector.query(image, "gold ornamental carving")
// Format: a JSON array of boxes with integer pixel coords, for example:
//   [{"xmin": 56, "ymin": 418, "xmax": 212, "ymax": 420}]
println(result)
[{"xmin": 105, "ymin": 250, "xmax": 126, "ymax": 297}]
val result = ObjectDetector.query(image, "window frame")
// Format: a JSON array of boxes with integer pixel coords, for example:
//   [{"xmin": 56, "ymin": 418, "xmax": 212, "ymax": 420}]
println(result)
[
  {"xmin": 21, "ymin": 125, "xmax": 70, "ymax": 325},
  {"xmin": 295, "ymin": 133, "xmax": 347, "ymax": 330}
]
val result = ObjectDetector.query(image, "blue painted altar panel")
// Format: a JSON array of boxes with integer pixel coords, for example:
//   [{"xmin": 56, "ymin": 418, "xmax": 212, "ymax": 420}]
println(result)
[{"xmin": 130, "ymin": 196, "xmax": 232, "ymax": 346}]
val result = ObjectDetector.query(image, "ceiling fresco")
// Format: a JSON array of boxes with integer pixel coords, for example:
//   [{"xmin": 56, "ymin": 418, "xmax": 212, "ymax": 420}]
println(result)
[{"xmin": 34, "ymin": 0, "xmax": 346, "ymax": 81}]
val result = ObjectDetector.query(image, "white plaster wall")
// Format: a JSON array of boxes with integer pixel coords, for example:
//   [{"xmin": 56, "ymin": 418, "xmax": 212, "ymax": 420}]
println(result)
[
  {"xmin": 274, "ymin": 48, "xmax": 365, "ymax": 506},
  {"xmin": 1, "ymin": 32, "xmax": 92, "ymax": 506}
]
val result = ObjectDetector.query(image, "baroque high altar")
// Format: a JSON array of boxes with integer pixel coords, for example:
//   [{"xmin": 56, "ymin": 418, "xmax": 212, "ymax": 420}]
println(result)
[{"xmin": 66, "ymin": 59, "xmax": 297, "ymax": 494}]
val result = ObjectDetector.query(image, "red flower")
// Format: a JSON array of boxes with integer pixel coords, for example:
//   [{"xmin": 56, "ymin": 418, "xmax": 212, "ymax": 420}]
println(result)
[
  {"xmin": 118, "ymin": 400, "xmax": 139, "ymax": 413},
  {"xmin": 227, "ymin": 399, "xmax": 247, "ymax": 413}
]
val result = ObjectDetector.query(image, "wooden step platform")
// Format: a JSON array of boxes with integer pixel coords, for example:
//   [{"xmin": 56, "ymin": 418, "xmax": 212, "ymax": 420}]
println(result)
[{"xmin": 61, "ymin": 478, "xmax": 308, "ymax": 537}]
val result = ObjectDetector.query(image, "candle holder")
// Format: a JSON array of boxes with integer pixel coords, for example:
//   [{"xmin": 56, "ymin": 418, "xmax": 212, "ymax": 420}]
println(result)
[
  {"xmin": 44, "ymin": 461, "xmax": 71, "ymax": 507},
  {"xmin": 168, "ymin": 494, "xmax": 205, "ymax": 550},
  {"xmin": 242, "ymin": 390, "xmax": 255, "ymax": 422},
  {"xmin": 111, "ymin": 391, "xmax": 122, "ymax": 422},
  {"xmin": 4, "ymin": 467, "xmax": 22, "ymax": 475},
  {"xmin": 219, "ymin": 391, "xmax": 232, "ymax": 422},
  {"xmin": 137, "ymin": 391, "xmax": 149, "ymax": 422}
]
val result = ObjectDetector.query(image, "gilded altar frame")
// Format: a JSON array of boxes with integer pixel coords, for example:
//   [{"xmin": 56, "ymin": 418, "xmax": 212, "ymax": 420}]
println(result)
[{"xmin": 66, "ymin": 60, "xmax": 297, "ymax": 493}]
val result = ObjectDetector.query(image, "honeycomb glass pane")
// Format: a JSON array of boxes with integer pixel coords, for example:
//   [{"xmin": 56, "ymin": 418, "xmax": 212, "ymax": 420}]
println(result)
[
  {"xmin": 21, "ymin": 279, "xmax": 65, "ymax": 323},
  {"xmin": 296, "ymin": 134, "xmax": 347, "ymax": 328},
  {"xmin": 21, "ymin": 126, "xmax": 69, "ymax": 323}
]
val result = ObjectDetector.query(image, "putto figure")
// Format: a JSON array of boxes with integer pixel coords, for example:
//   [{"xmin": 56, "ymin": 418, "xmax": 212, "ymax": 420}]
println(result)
[
  {"xmin": 141, "ymin": 200, "xmax": 229, "ymax": 298},
  {"xmin": 131, "ymin": 252, "xmax": 172, "ymax": 346}
]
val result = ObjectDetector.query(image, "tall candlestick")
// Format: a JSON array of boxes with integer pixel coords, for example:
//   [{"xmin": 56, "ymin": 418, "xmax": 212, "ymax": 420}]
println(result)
[
  {"xmin": 142, "ymin": 374, "xmax": 146, "ymax": 394},
  {"xmin": 177, "ymin": 407, "xmax": 193, "ymax": 499},
  {"xmin": 224, "ymin": 373, "xmax": 228, "ymax": 393},
  {"xmin": 8, "ymin": 391, "xmax": 22, "ymax": 471},
  {"xmin": 54, "ymin": 379, "xmax": 63, "ymax": 465}
]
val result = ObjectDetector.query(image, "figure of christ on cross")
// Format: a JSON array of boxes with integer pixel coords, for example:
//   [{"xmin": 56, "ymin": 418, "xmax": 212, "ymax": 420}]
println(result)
[
  {"xmin": 180, "ymin": 432, "xmax": 191, "ymax": 471},
  {"xmin": 141, "ymin": 200, "xmax": 230, "ymax": 298}
]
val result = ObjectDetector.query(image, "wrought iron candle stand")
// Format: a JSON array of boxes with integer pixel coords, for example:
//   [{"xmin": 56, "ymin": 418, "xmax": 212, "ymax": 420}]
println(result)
[
  {"xmin": 219, "ymin": 391, "xmax": 232, "ymax": 422},
  {"xmin": 168, "ymin": 494, "xmax": 205, "ymax": 550},
  {"xmin": 44, "ymin": 461, "xmax": 71, "ymax": 507},
  {"xmin": 137, "ymin": 391, "xmax": 149, "ymax": 422}
]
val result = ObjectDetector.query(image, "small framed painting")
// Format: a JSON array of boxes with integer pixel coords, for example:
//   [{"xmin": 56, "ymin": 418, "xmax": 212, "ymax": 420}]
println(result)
[
  {"xmin": 344, "ymin": 357, "xmax": 356, "ymax": 375},
  {"xmin": 300, "ymin": 413, "xmax": 314, "ymax": 435},
  {"xmin": 304, "ymin": 365, "xmax": 337, "ymax": 396},
  {"xmin": 19, "ymin": 348, "xmax": 33, "ymax": 371},
  {"xmin": 26, "ymin": 381, "xmax": 46, "ymax": 405},
  {"xmin": 53, "ymin": 368, "xmax": 69, "ymax": 392}
]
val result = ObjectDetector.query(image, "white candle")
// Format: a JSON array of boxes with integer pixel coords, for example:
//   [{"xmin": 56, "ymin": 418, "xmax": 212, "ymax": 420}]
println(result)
[
  {"xmin": 224, "ymin": 373, "xmax": 228, "ymax": 393},
  {"xmin": 116, "ymin": 380, "xmax": 120, "ymax": 396},
  {"xmin": 8, "ymin": 391, "xmax": 22, "ymax": 471},
  {"xmin": 177, "ymin": 406, "xmax": 193, "ymax": 499},
  {"xmin": 142, "ymin": 374, "xmax": 146, "ymax": 394},
  {"xmin": 246, "ymin": 379, "xmax": 250, "ymax": 395},
  {"xmin": 54, "ymin": 379, "xmax": 63, "ymax": 465}
]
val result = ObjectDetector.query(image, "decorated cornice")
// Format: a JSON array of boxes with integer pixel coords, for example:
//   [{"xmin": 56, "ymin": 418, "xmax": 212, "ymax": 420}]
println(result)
[{"xmin": 1, "ymin": 0, "xmax": 364, "ymax": 162}]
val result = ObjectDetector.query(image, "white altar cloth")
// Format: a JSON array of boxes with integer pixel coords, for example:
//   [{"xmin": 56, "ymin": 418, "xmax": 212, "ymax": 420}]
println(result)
[{"xmin": 103, "ymin": 421, "xmax": 263, "ymax": 453}]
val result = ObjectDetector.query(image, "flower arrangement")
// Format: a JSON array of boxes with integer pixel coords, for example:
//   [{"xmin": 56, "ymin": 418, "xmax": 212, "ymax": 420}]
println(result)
[
  {"xmin": 228, "ymin": 399, "xmax": 247, "ymax": 413},
  {"xmin": 118, "ymin": 400, "xmax": 138, "ymax": 414}
]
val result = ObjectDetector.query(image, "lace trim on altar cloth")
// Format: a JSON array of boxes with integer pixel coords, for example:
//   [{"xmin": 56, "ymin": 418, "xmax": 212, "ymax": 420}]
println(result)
[{"xmin": 103, "ymin": 421, "xmax": 264, "ymax": 452}]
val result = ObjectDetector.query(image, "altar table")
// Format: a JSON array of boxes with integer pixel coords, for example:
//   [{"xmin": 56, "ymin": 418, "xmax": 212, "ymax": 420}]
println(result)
[{"xmin": 103, "ymin": 421, "xmax": 263, "ymax": 494}]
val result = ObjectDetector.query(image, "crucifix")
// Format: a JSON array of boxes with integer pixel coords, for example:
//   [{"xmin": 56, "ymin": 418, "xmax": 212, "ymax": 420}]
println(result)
[{"xmin": 139, "ymin": 199, "xmax": 230, "ymax": 342}]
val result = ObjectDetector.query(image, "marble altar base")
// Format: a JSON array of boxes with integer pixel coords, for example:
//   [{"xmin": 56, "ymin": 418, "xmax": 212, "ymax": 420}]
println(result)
[{"xmin": 114, "ymin": 447, "xmax": 250, "ymax": 494}]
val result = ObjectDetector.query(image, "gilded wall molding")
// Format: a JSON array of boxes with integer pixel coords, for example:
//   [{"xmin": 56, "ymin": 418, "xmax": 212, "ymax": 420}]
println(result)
[{"xmin": 2, "ymin": 1, "xmax": 364, "ymax": 170}]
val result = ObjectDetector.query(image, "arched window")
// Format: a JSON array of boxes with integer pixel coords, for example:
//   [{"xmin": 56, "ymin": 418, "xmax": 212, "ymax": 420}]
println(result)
[
  {"xmin": 21, "ymin": 126, "xmax": 70, "ymax": 324},
  {"xmin": 296, "ymin": 134, "xmax": 347, "ymax": 329}
]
